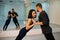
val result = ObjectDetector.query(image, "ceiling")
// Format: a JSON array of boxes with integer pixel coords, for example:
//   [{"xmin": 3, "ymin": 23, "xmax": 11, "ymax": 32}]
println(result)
[{"xmin": 0, "ymin": 0, "xmax": 48, "ymax": 4}]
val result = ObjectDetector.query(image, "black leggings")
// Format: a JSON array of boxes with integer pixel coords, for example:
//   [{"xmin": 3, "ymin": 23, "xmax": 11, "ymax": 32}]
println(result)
[
  {"xmin": 3, "ymin": 19, "xmax": 11, "ymax": 30},
  {"xmin": 15, "ymin": 27, "xmax": 32, "ymax": 40},
  {"xmin": 13, "ymin": 18, "xmax": 19, "ymax": 27}
]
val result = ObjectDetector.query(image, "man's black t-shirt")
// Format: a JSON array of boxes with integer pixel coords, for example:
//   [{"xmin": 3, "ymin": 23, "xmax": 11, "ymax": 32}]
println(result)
[
  {"xmin": 38, "ymin": 11, "xmax": 49, "ymax": 26},
  {"xmin": 12, "ymin": 12, "xmax": 18, "ymax": 18},
  {"xmin": 38, "ymin": 11, "xmax": 52, "ymax": 34}
]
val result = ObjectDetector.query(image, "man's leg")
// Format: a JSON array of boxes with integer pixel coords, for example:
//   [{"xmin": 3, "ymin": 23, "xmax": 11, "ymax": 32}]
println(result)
[
  {"xmin": 43, "ymin": 33, "xmax": 55, "ymax": 40},
  {"xmin": 13, "ymin": 19, "xmax": 17, "ymax": 26},
  {"xmin": 15, "ymin": 18, "xmax": 20, "ymax": 27},
  {"xmin": 13, "ymin": 18, "xmax": 20, "ymax": 29}
]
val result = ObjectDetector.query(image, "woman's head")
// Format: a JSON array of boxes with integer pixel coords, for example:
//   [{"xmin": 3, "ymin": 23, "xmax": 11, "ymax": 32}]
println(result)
[
  {"xmin": 28, "ymin": 9, "xmax": 36, "ymax": 18},
  {"xmin": 8, "ymin": 11, "xmax": 11, "ymax": 14}
]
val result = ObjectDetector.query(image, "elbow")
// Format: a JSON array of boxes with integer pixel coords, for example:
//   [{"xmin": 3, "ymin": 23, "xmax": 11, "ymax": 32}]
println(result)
[{"xmin": 26, "ymin": 26, "xmax": 30, "ymax": 30}]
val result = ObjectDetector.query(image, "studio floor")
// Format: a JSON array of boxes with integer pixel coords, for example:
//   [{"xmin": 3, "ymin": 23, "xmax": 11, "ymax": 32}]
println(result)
[
  {"xmin": 0, "ymin": 32, "xmax": 60, "ymax": 40},
  {"xmin": 0, "ymin": 23, "xmax": 60, "ymax": 40}
]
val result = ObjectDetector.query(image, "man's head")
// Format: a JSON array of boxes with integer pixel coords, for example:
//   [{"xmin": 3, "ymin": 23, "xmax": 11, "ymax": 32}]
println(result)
[
  {"xmin": 12, "ymin": 8, "xmax": 14, "ymax": 13},
  {"xmin": 36, "ymin": 3, "xmax": 42, "ymax": 12}
]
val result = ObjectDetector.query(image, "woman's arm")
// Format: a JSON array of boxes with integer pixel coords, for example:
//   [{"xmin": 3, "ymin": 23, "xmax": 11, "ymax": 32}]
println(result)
[
  {"xmin": 7, "ymin": 14, "xmax": 10, "ymax": 18},
  {"xmin": 26, "ymin": 18, "xmax": 35, "ymax": 30},
  {"xmin": 11, "ymin": 14, "xmax": 17, "ymax": 18},
  {"xmin": 32, "ymin": 19, "xmax": 36, "ymax": 23},
  {"xmin": 32, "ymin": 19, "xmax": 43, "ymax": 25}
]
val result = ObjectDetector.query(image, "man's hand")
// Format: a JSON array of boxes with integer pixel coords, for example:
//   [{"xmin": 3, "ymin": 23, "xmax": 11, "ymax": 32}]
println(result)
[
  {"xmin": 36, "ymin": 21, "xmax": 43, "ymax": 25},
  {"xmin": 11, "ymin": 14, "xmax": 14, "ymax": 18},
  {"xmin": 13, "ymin": 14, "xmax": 16, "ymax": 17},
  {"xmin": 11, "ymin": 14, "xmax": 16, "ymax": 18}
]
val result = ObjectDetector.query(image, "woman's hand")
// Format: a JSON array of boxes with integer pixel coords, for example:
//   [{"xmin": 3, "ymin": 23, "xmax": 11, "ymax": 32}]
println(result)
[{"xmin": 32, "ymin": 19, "xmax": 36, "ymax": 24}]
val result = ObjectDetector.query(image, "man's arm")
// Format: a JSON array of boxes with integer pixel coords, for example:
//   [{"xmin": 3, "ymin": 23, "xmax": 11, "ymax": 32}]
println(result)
[
  {"xmin": 15, "ymin": 12, "xmax": 18, "ymax": 16},
  {"xmin": 36, "ymin": 13, "xmax": 49, "ymax": 26},
  {"xmin": 11, "ymin": 14, "xmax": 15, "ymax": 18},
  {"xmin": 36, "ymin": 21, "xmax": 43, "ymax": 25}
]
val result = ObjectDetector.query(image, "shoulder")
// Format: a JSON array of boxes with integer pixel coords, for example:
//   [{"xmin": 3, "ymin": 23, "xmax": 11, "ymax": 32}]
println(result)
[
  {"xmin": 27, "ymin": 18, "xmax": 32, "ymax": 22},
  {"xmin": 14, "ymin": 12, "xmax": 17, "ymax": 13},
  {"xmin": 28, "ymin": 18, "xmax": 32, "ymax": 21},
  {"xmin": 26, "ymin": 18, "xmax": 32, "ymax": 24},
  {"xmin": 42, "ymin": 11, "xmax": 48, "ymax": 16}
]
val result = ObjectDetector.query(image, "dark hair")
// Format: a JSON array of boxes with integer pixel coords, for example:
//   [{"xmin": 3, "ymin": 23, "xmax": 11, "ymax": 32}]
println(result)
[
  {"xmin": 36, "ymin": 3, "xmax": 42, "ymax": 8},
  {"xmin": 28, "ymin": 9, "xmax": 36, "ymax": 18},
  {"xmin": 8, "ymin": 11, "xmax": 11, "ymax": 13},
  {"xmin": 12, "ymin": 8, "xmax": 14, "ymax": 10},
  {"xmin": 8, "ymin": 11, "xmax": 11, "ymax": 15}
]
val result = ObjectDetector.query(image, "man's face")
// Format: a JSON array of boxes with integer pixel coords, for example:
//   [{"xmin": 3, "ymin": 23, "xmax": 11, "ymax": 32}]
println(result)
[
  {"xmin": 12, "ymin": 10, "xmax": 14, "ymax": 13},
  {"xmin": 36, "ymin": 6, "xmax": 40, "ymax": 12}
]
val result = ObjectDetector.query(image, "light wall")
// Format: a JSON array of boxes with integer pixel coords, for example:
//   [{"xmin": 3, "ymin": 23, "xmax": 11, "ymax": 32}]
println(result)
[{"xmin": 49, "ymin": 0, "xmax": 60, "ymax": 25}]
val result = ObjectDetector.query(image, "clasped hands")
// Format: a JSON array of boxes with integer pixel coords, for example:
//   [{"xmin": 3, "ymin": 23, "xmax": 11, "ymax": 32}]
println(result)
[{"xmin": 32, "ymin": 19, "xmax": 43, "ymax": 25}]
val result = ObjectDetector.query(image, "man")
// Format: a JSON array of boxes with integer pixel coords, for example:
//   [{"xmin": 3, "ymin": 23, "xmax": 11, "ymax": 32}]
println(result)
[
  {"xmin": 36, "ymin": 3, "xmax": 55, "ymax": 40},
  {"xmin": 11, "ymin": 8, "xmax": 20, "ymax": 29}
]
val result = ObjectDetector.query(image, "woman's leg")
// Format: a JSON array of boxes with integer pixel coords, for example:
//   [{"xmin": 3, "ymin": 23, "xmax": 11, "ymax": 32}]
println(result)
[
  {"xmin": 15, "ymin": 27, "xmax": 28, "ymax": 40},
  {"xmin": 3, "ymin": 19, "xmax": 11, "ymax": 31},
  {"xmin": 3, "ymin": 25, "xmax": 7, "ymax": 30}
]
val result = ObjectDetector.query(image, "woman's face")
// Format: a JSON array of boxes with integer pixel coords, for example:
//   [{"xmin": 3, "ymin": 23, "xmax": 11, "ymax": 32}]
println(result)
[{"xmin": 32, "ymin": 11, "xmax": 36, "ymax": 18}]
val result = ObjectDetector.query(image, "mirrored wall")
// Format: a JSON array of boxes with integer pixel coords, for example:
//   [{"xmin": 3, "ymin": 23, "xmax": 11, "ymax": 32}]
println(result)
[{"xmin": 0, "ymin": 0, "xmax": 49, "ymax": 30}]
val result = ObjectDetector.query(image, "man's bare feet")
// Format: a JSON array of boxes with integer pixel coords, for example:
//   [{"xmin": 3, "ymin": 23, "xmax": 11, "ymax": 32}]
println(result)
[{"xmin": 16, "ymin": 27, "xmax": 20, "ymax": 30}]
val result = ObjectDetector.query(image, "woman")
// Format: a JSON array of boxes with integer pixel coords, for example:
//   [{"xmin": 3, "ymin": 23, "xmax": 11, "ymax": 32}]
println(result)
[
  {"xmin": 3, "ymin": 11, "xmax": 11, "ymax": 31},
  {"xmin": 15, "ymin": 9, "xmax": 36, "ymax": 40}
]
